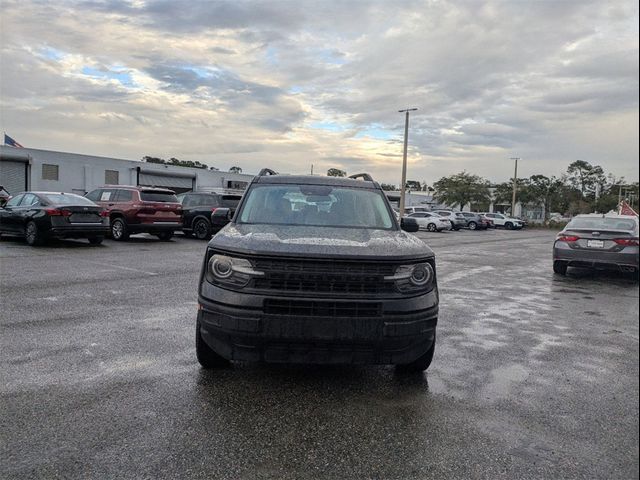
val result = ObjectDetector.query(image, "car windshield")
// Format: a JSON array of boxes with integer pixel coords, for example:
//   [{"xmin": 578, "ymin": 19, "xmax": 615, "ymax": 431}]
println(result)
[
  {"xmin": 568, "ymin": 217, "xmax": 637, "ymax": 231},
  {"xmin": 140, "ymin": 191, "xmax": 178, "ymax": 202},
  {"xmin": 238, "ymin": 184, "xmax": 395, "ymax": 229},
  {"xmin": 41, "ymin": 193, "xmax": 96, "ymax": 206}
]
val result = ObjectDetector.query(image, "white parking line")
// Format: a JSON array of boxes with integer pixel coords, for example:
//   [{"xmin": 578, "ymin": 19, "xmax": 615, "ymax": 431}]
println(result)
[
  {"xmin": 78, "ymin": 259, "xmax": 159, "ymax": 276},
  {"xmin": 439, "ymin": 266, "xmax": 494, "ymax": 284}
]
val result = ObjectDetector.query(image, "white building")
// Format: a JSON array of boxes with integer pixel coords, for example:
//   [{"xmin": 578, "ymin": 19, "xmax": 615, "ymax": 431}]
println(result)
[{"xmin": 0, "ymin": 146, "xmax": 254, "ymax": 196}]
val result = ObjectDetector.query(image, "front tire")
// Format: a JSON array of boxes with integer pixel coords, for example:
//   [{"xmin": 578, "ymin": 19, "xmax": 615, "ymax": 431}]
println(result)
[
  {"xmin": 505, "ymin": 222, "xmax": 513, "ymax": 230},
  {"xmin": 25, "ymin": 221, "xmax": 43, "ymax": 246},
  {"xmin": 111, "ymin": 218, "xmax": 130, "ymax": 241},
  {"xmin": 396, "ymin": 332, "xmax": 436, "ymax": 373},
  {"xmin": 553, "ymin": 261, "xmax": 568, "ymax": 276},
  {"xmin": 196, "ymin": 320, "xmax": 230, "ymax": 369},
  {"xmin": 468, "ymin": 221, "xmax": 477, "ymax": 230},
  {"xmin": 193, "ymin": 218, "xmax": 212, "ymax": 240}
]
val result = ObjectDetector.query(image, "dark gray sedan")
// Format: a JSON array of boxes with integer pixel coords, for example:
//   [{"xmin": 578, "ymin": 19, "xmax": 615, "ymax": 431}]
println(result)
[{"xmin": 553, "ymin": 214, "xmax": 639, "ymax": 275}]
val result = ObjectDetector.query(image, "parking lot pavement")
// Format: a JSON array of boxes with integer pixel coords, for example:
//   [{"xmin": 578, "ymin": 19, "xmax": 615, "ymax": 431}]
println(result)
[{"xmin": 1, "ymin": 229, "xmax": 638, "ymax": 479}]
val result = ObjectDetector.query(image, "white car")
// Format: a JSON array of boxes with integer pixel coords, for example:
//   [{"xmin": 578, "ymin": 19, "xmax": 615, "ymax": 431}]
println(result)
[
  {"xmin": 482, "ymin": 213, "xmax": 523, "ymax": 230},
  {"xmin": 403, "ymin": 206, "xmax": 430, "ymax": 215},
  {"xmin": 407, "ymin": 212, "xmax": 452, "ymax": 232}
]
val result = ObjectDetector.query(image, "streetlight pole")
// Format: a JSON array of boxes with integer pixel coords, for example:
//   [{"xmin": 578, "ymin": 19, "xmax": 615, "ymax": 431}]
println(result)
[
  {"xmin": 510, "ymin": 157, "xmax": 519, "ymax": 216},
  {"xmin": 399, "ymin": 108, "xmax": 417, "ymax": 216}
]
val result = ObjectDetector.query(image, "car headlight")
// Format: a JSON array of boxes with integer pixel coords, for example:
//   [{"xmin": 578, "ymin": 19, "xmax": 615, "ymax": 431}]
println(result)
[
  {"xmin": 206, "ymin": 254, "xmax": 263, "ymax": 288},
  {"xmin": 384, "ymin": 262, "xmax": 435, "ymax": 293}
]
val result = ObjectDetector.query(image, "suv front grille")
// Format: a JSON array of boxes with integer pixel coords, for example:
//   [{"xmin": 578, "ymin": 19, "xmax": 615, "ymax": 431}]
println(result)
[
  {"xmin": 252, "ymin": 259, "xmax": 397, "ymax": 295},
  {"xmin": 264, "ymin": 299, "xmax": 382, "ymax": 317}
]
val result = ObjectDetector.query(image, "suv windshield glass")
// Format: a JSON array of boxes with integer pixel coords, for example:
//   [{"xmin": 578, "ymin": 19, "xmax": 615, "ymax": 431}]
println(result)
[
  {"xmin": 238, "ymin": 184, "xmax": 394, "ymax": 229},
  {"xmin": 140, "ymin": 191, "xmax": 178, "ymax": 202}
]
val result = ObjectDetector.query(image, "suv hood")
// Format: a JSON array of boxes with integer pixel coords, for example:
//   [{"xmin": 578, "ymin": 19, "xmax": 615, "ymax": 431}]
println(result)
[{"xmin": 210, "ymin": 224, "xmax": 434, "ymax": 261}]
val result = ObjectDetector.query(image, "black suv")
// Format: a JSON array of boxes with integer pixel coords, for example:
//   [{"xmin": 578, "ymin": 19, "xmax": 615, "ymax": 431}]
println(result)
[
  {"xmin": 196, "ymin": 171, "xmax": 439, "ymax": 372},
  {"xmin": 177, "ymin": 192, "xmax": 242, "ymax": 240}
]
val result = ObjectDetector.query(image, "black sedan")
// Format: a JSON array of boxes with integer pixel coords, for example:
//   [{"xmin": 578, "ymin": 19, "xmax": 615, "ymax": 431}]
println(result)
[{"xmin": 0, "ymin": 192, "xmax": 109, "ymax": 246}]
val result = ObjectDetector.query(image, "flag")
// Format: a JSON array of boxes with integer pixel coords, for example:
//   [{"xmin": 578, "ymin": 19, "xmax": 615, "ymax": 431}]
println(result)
[
  {"xmin": 4, "ymin": 133, "xmax": 24, "ymax": 148},
  {"xmin": 619, "ymin": 201, "xmax": 638, "ymax": 216}
]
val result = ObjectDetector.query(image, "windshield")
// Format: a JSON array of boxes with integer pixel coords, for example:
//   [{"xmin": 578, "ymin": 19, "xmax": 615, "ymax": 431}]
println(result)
[
  {"xmin": 140, "ymin": 191, "xmax": 178, "ymax": 202},
  {"xmin": 238, "ymin": 184, "xmax": 395, "ymax": 229},
  {"xmin": 41, "ymin": 193, "xmax": 97, "ymax": 206},
  {"xmin": 568, "ymin": 217, "xmax": 637, "ymax": 231}
]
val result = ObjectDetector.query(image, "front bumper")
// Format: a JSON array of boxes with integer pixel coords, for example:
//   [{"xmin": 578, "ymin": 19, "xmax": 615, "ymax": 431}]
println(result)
[
  {"xmin": 554, "ymin": 243, "xmax": 639, "ymax": 271},
  {"xmin": 197, "ymin": 287, "xmax": 438, "ymax": 365}
]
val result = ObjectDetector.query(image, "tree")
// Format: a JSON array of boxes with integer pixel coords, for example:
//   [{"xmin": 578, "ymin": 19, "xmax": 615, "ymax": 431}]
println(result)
[
  {"xmin": 492, "ymin": 179, "xmax": 531, "ymax": 207},
  {"xmin": 380, "ymin": 183, "xmax": 397, "ymax": 191},
  {"xmin": 405, "ymin": 180, "xmax": 422, "ymax": 191},
  {"xmin": 229, "ymin": 166, "xmax": 242, "ymax": 174},
  {"xmin": 142, "ymin": 156, "xmax": 207, "ymax": 169},
  {"xmin": 433, "ymin": 172, "xmax": 491, "ymax": 210},
  {"xmin": 327, "ymin": 168, "xmax": 346, "ymax": 177},
  {"xmin": 567, "ymin": 160, "xmax": 606, "ymax": 198},
  {"xmin": 523, "ymin": 175, "xmax": 568, "ymax": 221},
  {"xmin": 142, "ymin": 156, "xmax": 164, "ymax": 164}
]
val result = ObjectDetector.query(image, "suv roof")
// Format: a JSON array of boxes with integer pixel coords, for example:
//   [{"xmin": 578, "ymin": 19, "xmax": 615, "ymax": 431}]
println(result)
[
  {"xmin": 98, "ymin": 185, "xmax": 176, "ymax": 193},
  {"xmin": 253, "ymin": 173, "xmax": 379, "ymax": 189}
]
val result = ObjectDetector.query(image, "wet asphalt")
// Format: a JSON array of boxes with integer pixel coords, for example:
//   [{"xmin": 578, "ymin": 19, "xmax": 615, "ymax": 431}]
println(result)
[{"xmin": 0, "ymin": 228, "xmax": 638, "ymax": 479}]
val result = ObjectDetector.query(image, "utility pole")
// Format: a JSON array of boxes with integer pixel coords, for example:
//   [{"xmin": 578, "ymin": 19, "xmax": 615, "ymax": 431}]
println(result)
[
  {"xmin": 399, "ymin": 108, "xmax": 417, "ymax": 216},
  {"xmin": 310, "ymin": 164, "xmax": 314, "ymax": 175},
  {"xmin": 618, "ymin": 185, "xmax": 623, "ymax": 205},
  {"xmin": 510, "ymin": 157, "xmax": 519, "ymax": 216}
]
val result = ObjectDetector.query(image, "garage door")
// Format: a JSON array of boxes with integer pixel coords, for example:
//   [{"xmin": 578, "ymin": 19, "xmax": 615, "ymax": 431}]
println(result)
[
  {"xmin": 0, "ymin": 160, "xmax": 28, "ymax": 195},
  {"xmin": 138, "ymin": 172, "xmax": 194, "ymax": 194}
]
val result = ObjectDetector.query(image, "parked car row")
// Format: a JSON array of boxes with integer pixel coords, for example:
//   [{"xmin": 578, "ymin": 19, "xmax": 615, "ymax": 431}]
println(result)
[
  {"xmin": 402, "ymin": 209, "xmax": 524, "ymax": 232},
  {"xmin": 0, "ymin": 185, "xmax": 243, "ymax": 246}
]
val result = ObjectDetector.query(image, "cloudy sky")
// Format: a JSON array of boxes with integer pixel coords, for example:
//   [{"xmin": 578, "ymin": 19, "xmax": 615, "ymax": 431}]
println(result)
[{"xmin": 1, "ymin": 0, "xmax": 638, "ymax": 185}]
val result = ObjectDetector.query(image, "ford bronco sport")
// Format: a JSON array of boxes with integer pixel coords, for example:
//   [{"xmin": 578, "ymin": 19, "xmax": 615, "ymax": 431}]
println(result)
[{"xmin": 196, "ymin": 170, "xmax": 439, "ymax": 372}]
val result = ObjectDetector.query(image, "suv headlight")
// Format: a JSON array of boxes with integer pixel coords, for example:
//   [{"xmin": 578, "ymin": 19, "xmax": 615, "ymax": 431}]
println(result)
[
  {"xmin": 206, "ymin": 254, "xmax": 263, "ymax": 288},
  {"xmin": 384, "ymin": 262, "xmax": 435, "ymax": 293}
]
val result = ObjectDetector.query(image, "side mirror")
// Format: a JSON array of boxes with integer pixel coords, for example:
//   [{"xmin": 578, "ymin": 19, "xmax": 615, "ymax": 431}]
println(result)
[
  {"xmin": 400, "ymin": 217, "xmax": 419, "ymax": 233},
  {"xmin": 211, "ymin": 207, "xmax": 232, "ymax": 228}
]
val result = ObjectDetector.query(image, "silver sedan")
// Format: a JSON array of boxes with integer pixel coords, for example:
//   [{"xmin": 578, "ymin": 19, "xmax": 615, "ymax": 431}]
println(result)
[{"xmin": 553, "ymin": 214, "xmax": 639, "ymax": 275}]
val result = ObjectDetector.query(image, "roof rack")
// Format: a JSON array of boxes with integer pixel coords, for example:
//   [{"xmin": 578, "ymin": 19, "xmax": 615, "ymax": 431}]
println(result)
[
  {"xmin": 348, "ymin": 173, "xmax": 374, "ymax": 182},
  {"xmin": 258, "ymin": 168, "xmax": 278, "ymax": 176}
]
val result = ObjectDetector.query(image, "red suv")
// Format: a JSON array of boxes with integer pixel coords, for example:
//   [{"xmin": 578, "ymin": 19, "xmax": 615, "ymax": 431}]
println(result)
[{"xmin": 86, "ymin": 186, "xmax": 182, "ymax": 241}]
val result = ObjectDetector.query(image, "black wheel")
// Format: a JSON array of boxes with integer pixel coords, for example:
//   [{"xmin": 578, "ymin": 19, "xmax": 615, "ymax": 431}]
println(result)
[
  {"xmin": 111, "ymin": 217, "xmax": 130, "ymax": 241},
  {"xmin": 553, "ymin": 261, "xmax": 568, "ymax": 276},
  {"xmin": 193, "ymin": 218, "xmax": 212, "ymax": 240},
  {"xmin": 505, "ymin": 222, "xmax": 513, "ymax": 230},
  {"xmin": 396, "ymin": 332, "xmax": 436, "ymax": 373},
  {"xmin": 25, "ymin": 221, "xmax": 43, "ymax": 246},
  {"xmin": 196, "ymin": 319, "xmax": 230, "ymax": 369},
  {"xmin": 468, "ymin": 221, "xmax": 477, "ymax": 230},
  {"xmin": 427, "ymin": 223, "xmax": 437, "ymax": 232},
  {"xmin": 156, "ymin": 231, "xmax": 174, "ymax": 241},
  {"xmin": 88, "ymin": 236, "xmax": 104, "ymax": 245}
]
